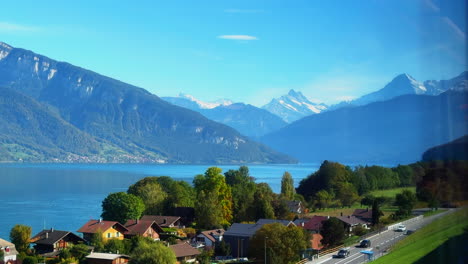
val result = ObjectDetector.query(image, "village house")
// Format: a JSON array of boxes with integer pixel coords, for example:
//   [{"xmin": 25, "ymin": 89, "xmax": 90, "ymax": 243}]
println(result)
[
  {"xmin": 169, "ymin": 242, "xmax": 200, "ymax": 264},
  {"xmin": 140, "ymin": 215, "xmax": 183, "ymax": 228},
  {"xmin": 352, "ymin": 209, "xmax": 373, "ymax": 224},
  {"xmin": 286, "ymin": 200, "xmax": 304, "ymax": 214},
  {"xmin": 85, "ymin": 253, "xmax": 129, "ymax": 264},
  {"xmin": 123, "ymin": 219, "xmax": 163, "ymax": 240},
  {"xmin": 195, "ymin": 229, "xmax": 225, "ymax": 249},
  {"xmin": 224, "ymin": 219, "xmax": 295, "ymax": 258},
  {"xmin": 30, "ymin": 228, "xmax": 86, "ymax": 256},
  {"xmin": 294, "ymin": 216, "xmax": 328, "ymax": 234},
  {"xmin": 77, "ymin": 219, "xmax": 128, "ymax": 242},
  {"xmin": 0, "ymin": 238, "xmax": 18, "ymax": 264},
  {"xmin": 337, "ymin": 216, "xmax": 368, "ymax": 233}
]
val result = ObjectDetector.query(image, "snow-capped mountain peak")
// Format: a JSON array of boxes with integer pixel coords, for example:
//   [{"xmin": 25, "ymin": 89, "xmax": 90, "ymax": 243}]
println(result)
[
  {"xmin": 0, "ymin": 42, "xmax": 13, "ymax": 60},
  {"xmin": 262, "ymin": 89, "xmax": 327, "ymax": 123},
  {"xmin": 177, "ymin": 93, "xmax": 233, "ymax": 109}
]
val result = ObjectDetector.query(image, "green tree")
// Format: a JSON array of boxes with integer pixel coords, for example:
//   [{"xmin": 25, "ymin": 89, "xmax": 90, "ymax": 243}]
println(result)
[
  {"xmin": 22, "ymin": 256, "xmax": 38, "ymax": 264},
  {"xmin": 314, "ymin": 190, "xmax": 334, "ymax": 209},
  {"xmin": 248, "ymin": 223, "xmax": 310, "ymax": 264},
  {"xmin": 252, "ymin": 183, "xmax": 275, "ymax": 220},
  {"xmin": 0, "ymin": 247, "xmax": 4, "ymax": 259},
  {"xmin": 194, "ymin": 167, "xmax": 233, "ymax": 226},
  {"xmin": 90, "ymin": 230, "xmax": 105, "ymax": 252},
  {"xmin": 225, "ymin": 166, "xmax": 256, "ymax": 222},
  {"xmin": 105, "ymin": 238, "xmax": 130, "ymax": 254},
  {"xmin": 371, "ymin": 200, "xmax": 383, "ymax": 225},
  {"xmin": 394, "ymin": 190, "xmax": 417, "ymax": 219},
  {"xmin": 128, "ymin": 179, "xmax": 168, "ymax": 215},
  {"xmin": 195, "ymin": 190, "xmax": 224, "ymax": 229},
  {"xmin": 10, "ymin": 224, "xmax": 31, "ymax": 253},
  {"xmin": 297, "ymin": 161, "xmax": 352, "ymax": 200},
  {"xmin": 69, "ymin": 243, "xmax": 91, "ymax": 263},
  {"xmin": 336, "ymin": 182, "xmax": 359, "ymax": 207},
  {"xmin": 393, "ymin": 165, "xmax": 415, "ymax": 186},
  {"xmin": 101, "ymin": 192, "xmax": 145, "ymax": 224},
  {"xmin": 129, "ymin": 241, "xmax": 176, "ymax": 264},
  {"xmin": 320, "ymin": 218, "xmax": 345, "ymax": 247},
  {"xmin": 280, "ymin": 172, "xmax": 295, "ymax": 200}
]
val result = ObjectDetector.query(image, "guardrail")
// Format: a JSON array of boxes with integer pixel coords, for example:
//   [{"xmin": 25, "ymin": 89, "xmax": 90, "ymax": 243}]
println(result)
[
  {"xmin": 318, "ymin": 245, "xmax": 343, "ymax": 257},
  {"xmin": 295, "ymin": 258, "xmax": 309, "ymax": 264}
]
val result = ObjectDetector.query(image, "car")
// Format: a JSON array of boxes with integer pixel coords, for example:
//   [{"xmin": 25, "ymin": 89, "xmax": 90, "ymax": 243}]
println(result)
[
  {"xmin": 404, "ymin": 230, "xmax": 414, "ymax": 235},
  {"xmin": 395, "ymin": 224, "xmax": 406, "ymax": 232},
  {"xmin": 359, "ymin": 239, "xmax": 371, "ymax": 248},
  {"xmin": 337, "ymin": 248, "xmax": 350, "ymax": 258}
]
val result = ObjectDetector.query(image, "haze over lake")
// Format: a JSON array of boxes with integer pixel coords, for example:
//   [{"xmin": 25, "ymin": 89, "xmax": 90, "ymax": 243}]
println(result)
[{"xmin": 0, "ymin": 163, "xmax": 319, "ymax": 239}]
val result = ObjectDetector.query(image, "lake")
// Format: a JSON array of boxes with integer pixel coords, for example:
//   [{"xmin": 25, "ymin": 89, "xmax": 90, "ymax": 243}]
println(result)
[{"xmin": 0, "ymin": 163, "xmax": 319, "ymax": 239}]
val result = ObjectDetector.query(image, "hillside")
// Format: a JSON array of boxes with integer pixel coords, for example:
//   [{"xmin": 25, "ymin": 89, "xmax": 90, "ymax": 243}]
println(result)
[
  {"xmin": 163, "ymin": 95, "xmax": 287, "ymax": 137},
  {"xmin": 261, "ymin": 90, "xmax": 468, "ymax": 164},
  {"xmin": 372, "ymin": 208, "xmax": 468, "ymax": 264},
  {"xmin": 0, "ymin": 42, "xmax": 294, "ymax": 164},
  {"xmin": 422, "ymin": 135, "xmax": 468, "ymax": 161}
]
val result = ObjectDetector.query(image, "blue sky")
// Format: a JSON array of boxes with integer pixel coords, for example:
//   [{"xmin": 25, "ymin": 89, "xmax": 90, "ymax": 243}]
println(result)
[{"xmin": 1, "ymin": 0, "xmax": 466, "ymax": 105}]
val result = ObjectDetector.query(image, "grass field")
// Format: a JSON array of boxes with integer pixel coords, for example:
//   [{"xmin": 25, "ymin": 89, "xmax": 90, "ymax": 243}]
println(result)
[
  {"xmin": 369, "ymin": 187, "xmax": 416, "ymax": 198},
  {"xmin": 372, "ymin": 207, "xmax": 468, "ymax": 264}
]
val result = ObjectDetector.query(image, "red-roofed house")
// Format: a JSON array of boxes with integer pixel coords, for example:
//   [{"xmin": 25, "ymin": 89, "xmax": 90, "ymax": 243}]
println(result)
[
  {"xmin": 77, "ymin": 219, "xmax": 128, "ymax": 242},
  {"xmin": 337, "ymin": 216, "xmax": 368, "ymax": 233},
  {"xmin": 123, "ymin": 220, "xmax": 163, "ymax": 240},
  {"xmin": 195, "ymin": 229, "xmax": 225, "ymax": 248},
  {"xmin": 294, "ymin": 216, "xmax": 328, "ymax": 233},
  {"xmin": 140, "ymin": 215, "xmax": 182, "ymax": 228}
]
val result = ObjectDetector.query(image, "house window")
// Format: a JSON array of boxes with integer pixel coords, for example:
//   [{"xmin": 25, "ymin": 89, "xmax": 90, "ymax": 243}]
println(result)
[
  {"xmin": 116, "ymin": 232, "xmax": 120, "ymax": 237},
  {"xmin": 107, "ymin": 233, "xmax": 111, "ymax": 238}
]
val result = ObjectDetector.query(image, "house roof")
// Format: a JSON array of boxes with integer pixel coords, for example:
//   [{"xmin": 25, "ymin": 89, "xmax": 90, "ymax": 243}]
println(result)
[
  {"xmin": 353, "ymin": 209, "xmax": 372, "ymax": 221},
  {"xmin": 140, "ymin": 215, "xmax": 181, "ymax": 227},
  {"xmin": 86, "ymin": 253, "xmax": 130, "ymax": 260},
  {"xmin": 31, "ymin": 229, "xmax": 85, "ymax": 245},
  {"xmin": 295, "ymin": 216, "xmax": 328, "ymax": 231},
  {"xmin": 224, "ymin": 219, "xmax": 295, "ymax": 238},
  {"xmin": 77, "ymin": 219, "xmax": 128, "ymax": 234},
  {"xmin": 286, "ymin": 200, "xmax": 302, "ymax": 211},
  {"xmin": 0, "ymin": 238, "xmax": 18, "ymax": 256},
  {"xmin": 199, "ymin": 229, "xmax": 225, "ymax": 243},
  {"xmin": 337, "ymin": 216, "xmax": 367, "ymax": 226},
  {"xmin": 169, "ymin": 242, "xmax": 200, "ymax": 258},
  {"xmin": 124, "ymin": 220, "xmax": 163, "ymax": 235}
]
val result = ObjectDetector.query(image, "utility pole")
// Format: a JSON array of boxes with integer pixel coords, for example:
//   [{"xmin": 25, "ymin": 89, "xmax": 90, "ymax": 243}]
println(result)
[{"xmin": 264, "ymin": 236, "xmax": 268, "ymax": 264}]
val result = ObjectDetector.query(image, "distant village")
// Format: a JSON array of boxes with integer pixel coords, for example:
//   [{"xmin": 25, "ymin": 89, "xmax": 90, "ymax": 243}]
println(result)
[{"xmin": 1, "ymin": 161, "xmax": 441, "ymax": 264}]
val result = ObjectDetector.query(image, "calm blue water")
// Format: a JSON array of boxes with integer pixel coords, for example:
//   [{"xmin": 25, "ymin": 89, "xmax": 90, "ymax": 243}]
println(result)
[{"xmin": 0, "ymin": 163, "xmax": 319, "ymax": 240}]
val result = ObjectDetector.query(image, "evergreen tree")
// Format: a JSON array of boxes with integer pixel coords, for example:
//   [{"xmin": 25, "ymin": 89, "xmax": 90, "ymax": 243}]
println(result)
[{"xmin": 280, "ymin": 172, "xmax": 295, "ymax": 200}]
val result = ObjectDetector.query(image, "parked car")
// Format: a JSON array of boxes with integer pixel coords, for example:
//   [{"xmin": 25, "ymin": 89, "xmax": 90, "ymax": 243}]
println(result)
[
  {"xmin": 337, "ymin": 248, "xmax": 350, "ymax": 258},
  {"xmin": 359, "ymin": 239, "xmax": 371, "ymax": 248},
  {"xmin": 395, "ymin": 225, "xmax": 406, "ymax": 232}
]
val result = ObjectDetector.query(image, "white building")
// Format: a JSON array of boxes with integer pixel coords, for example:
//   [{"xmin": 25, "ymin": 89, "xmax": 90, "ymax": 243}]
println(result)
[{"xmin": 0, "ymin": 238, "xmax": 18, "ymax": 263}]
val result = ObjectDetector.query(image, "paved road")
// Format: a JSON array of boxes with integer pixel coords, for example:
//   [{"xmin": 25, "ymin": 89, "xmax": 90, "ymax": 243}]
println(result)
[{"xmin": 310, "ymin": 209, "xmax": 453, "ymax": 264}]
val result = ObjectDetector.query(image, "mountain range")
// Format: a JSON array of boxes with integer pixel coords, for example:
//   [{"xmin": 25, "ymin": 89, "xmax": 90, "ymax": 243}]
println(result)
[
  {"xmin": 328, "ymin": 72, "xmax": 466, "ymax": 110},
  {"xmin": 163, "ymin": 94, "xmax": 287, "ymax": 137},
  {"xmin": 261, "ymin": 89, "xmax": 328, "ymax": 123},
  {"xmin": 260, "ymin": 89, "xmax": 468, "ymax": 164},
  {"xmin": 0, "ymin": 42, "xmax": 294, "ymax": 164}
]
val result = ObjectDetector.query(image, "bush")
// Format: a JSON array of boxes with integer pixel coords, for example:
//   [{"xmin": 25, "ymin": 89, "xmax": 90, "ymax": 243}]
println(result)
[
  {"xmin": 353, "ymin": 225, "xmax": 367, "ymax": 236},
  {"xmin": 22, "ymin": 256, "xmax": 38, "ymax": 264}
]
